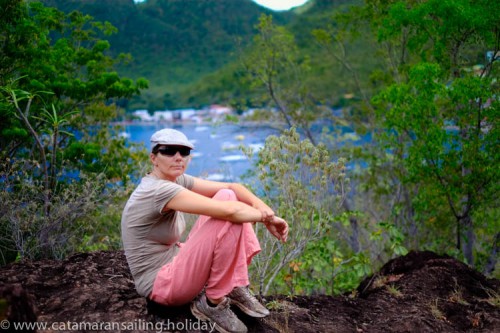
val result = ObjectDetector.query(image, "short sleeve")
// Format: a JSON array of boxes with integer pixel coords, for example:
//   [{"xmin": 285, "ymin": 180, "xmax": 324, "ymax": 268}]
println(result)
[
  {"xmin": 177, "ymin": 174, "xmax": 194, "ymax": 190},
  {"xmin": 153, "ymin": 181, "xmax": 186, "ymax": 214},
  {"xmin": 151, "ymin": 174, "xmax": 194, "ymax": 214}
]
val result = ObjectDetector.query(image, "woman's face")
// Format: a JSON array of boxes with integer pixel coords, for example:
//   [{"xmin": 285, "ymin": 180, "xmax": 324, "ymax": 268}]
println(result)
[{"xmin": 150, "ymin": 145, "xmax": 191, "ymax": 181}]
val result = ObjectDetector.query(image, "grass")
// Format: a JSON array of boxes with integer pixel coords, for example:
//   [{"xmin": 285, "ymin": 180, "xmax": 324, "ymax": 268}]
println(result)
[
  {"xmin": 448, "ymin": 288, "xmax": 470, "ymax": 306},
  {"xmin": 484, "ymin": 288, "xmax": 500, "ymax": 308},
  {"xmin": 263, "ymin": 299, "xmax": 297, "ymax": 333},
  {"xmin": 386, "ymin": 285, "xmax": 403, "ymax": 298},
  {"xmin": 429, "ymin": 299, "xmax": 447, "ymax": 322}
]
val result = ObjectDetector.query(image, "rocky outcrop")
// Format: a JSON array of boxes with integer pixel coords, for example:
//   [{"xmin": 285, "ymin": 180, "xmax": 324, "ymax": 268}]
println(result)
[{"xmin": 0, "ymin": 250, "xmax": 498, "ymax": 332}]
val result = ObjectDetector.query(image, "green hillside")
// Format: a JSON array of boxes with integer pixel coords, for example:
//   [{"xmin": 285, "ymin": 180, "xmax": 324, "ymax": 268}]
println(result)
[
  {"xmin": 181, "ymin": 0, "xmax": 375, "ymax": 109},
  {"xmin": 39, "ymin": 0, "xmax": 294, "ymax": 110},
  {"xmin": 37, "ymin": 0, "xmax": 376, "ymax": 110},
  {"xmin": 159, "ymin": 0, "xmax": 377, "ymax": 110}
]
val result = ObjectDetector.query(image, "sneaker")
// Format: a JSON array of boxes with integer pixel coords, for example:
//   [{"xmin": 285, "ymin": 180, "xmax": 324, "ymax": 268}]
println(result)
[
  {"xmin": 228, "ymin": 286, "xmax": 270, "ymax": 318},
  {"xmin": 190, "ymin": 293, "xmax": 248, "ymax": 333}
]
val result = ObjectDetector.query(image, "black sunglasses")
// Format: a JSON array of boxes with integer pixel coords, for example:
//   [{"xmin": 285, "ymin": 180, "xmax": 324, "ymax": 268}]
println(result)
[{"xmin": 156, "ymin": 146, "xmax": 191, "ymax": 157}]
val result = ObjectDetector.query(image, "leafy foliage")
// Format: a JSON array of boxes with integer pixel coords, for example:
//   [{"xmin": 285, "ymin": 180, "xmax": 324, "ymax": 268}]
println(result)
[
  {"xmin": 245, "ymin": 128, "xmax": 347, "ymax": 295},
  {"xmin": 239, "ymin": 11, "xmax": 415, "ymax": 295},
  {"xmin": 0, "ymin": 159, "xmax": 107, "ymax": 261},
  {"xmin": 374, "ymin": 63, "xmax": 499, "ymax": 265},
  {"xmin": 0, "ymin": 0, "xmax": 148, "ymax": 262},
  {"xmin": 315, "ymin": 0, "xmax": 499, "ymax": 271},
  {"xmin": 241, "ymin": 0, "xmax": 499, "ymax": 294}
]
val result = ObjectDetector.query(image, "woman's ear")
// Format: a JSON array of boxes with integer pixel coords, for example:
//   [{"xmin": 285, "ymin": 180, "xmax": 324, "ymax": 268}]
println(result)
[{"xmin": 150, "ymin": 152, "xmax": 157, "ymax": 165}]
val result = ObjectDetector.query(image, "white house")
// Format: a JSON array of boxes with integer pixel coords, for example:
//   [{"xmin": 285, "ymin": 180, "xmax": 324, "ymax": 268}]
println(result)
[
  {"xmin": 152, "ymin": 111, "xmax": 174, "ymax": 122},
  {"xmin": 132, "ymin": 109, "xmax": 153, "ymax": 122},
  {"xmin": 176, "ymin": 108, "xmax": 197, "ymax": 120},
  {"xmin": 208, "ymin": 104, "xmax": 232, "ymax": 117}
]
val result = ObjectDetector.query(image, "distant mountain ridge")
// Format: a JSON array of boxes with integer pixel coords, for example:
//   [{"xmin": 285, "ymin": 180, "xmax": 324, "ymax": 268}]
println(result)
[
  {"xmin": 39, "ymin": 0, "xmax": 294, "ymax": 109},
  {"xmin": 38, "ymin": 0, "xmax": 369, "ymax": 110}
]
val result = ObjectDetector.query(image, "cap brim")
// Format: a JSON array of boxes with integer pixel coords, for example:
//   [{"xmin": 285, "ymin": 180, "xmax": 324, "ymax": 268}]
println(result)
[{"xmin": 151, "ymin": 141, "xmax": 194, "ymax": 149}]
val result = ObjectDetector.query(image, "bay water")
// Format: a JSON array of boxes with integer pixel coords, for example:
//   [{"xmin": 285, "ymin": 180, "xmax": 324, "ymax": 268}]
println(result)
[{"xmin": 123, "ymin": 123, "xmax": 281, "ymax": 181}]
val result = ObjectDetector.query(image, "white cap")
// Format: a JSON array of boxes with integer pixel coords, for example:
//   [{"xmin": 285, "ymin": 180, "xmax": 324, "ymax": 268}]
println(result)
[{"xmin": 150, "ymin": 128, "xmax": 194, "ymax": 149}]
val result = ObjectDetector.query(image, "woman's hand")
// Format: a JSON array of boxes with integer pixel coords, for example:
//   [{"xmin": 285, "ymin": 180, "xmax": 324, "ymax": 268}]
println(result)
[
  {"xmin": 253, "ymin": 202, "xmax": 275, "ymax": 224},
  {"xmin": 264, "ymin": 216, "xmax": 289, "ymax": 243}
]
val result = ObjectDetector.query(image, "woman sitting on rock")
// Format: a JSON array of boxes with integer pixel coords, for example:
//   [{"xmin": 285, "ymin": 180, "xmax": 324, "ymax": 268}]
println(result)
[{"xmin": 121, "ymin": 128, "xmax": 289, "ymax": 333}]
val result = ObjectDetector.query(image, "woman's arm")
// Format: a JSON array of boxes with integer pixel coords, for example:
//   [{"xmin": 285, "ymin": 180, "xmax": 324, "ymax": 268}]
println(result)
[
  {"xmin": 190, "ymin": 177, "xmax": 275, "ymax": 222},
  {"xmin": 166, "ymin": 177, "xmax": 288, "ymax": 242},
  {"xmin": 166, "ymin": 188, "xmax": 262, "ymax": 223}
]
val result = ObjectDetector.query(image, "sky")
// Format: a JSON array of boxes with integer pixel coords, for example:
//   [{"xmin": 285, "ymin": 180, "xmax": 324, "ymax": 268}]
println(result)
[
  {"xmin": 133, "ymin": 0, "xmax": 310, "ymax": 11},
  {"xmin": 252, "ymin": 0, "xmax": 309, "ymax": 11}
]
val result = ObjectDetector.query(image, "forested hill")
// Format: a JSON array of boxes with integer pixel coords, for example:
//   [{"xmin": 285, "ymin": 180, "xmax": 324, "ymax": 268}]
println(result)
[{"xmin": 38, "ymin": 0, "xmax": 295, "ymax": 109}]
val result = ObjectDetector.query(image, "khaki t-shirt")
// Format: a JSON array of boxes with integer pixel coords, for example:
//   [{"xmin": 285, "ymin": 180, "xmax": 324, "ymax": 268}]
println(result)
[{"xmin": 121, "ymin": 173, "xmax": 194, "ymax": 297}]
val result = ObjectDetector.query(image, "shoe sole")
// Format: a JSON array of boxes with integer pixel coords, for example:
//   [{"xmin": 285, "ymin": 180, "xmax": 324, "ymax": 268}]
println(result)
[
  {"xmin": 230, "ymin": 299, "xmax": 269, "ymax": 318},
  {"xmin": 190, "ymin": 302, "xmax": 232, "ymax": 333}
]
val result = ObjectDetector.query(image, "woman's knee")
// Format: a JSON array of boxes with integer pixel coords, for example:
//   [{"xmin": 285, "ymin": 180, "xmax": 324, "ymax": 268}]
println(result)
[{"xmin": 213, "ymin": 188, "xmax": 237, "ymax": 201}]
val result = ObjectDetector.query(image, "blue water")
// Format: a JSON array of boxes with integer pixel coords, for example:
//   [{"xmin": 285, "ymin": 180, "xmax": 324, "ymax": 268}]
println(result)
[
  {"xmin": 123, "ymin": 123, "xmax": 280, "ymax": 181},
  {"xmin": 123, "ymin": 122, "xmax": 372, "ymax": 181}
]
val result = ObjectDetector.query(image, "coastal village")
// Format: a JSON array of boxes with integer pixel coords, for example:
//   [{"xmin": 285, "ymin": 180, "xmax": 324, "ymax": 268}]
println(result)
[{"xmin": 130, "ymin": 104, "xmax": 237, "ymax": 124}]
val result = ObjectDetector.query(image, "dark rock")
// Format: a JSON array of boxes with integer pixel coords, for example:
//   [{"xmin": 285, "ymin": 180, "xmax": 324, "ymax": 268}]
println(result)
[
  {"xmin": 0, "ymin": 250, "xmax": 498, "ymax": 332},
  {"xmin": 0, "ymin": 283, "xmax": 37, "ymax": 332}
]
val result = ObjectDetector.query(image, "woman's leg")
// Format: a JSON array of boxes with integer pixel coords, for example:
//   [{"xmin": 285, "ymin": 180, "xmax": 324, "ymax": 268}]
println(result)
[{"xmin": 150, "ymin": 189, "xmax": 261, "ymax": 306}]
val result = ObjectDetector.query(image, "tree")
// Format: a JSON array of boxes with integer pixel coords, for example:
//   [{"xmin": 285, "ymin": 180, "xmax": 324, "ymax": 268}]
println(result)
[
  {"xmin": 316, "ymin": 0, "xmax": 499, "ymax": 269},
  {"xmin": 241, "ymin": 15, "xmax": 323, "ymax": 145},
  {"xmin": 373, "ymin": 0, "xmax": 499, "ymax": 267},
  {"xmin": 1, "ymin": 1, "xmax": 148, "ymax": 175},
  {"xmin": 0, "ymin": 0, "xmax": 148, "ymax": 261},
  {"xmin": 374, "ymin": 63, "xmax": 499, "ymax": 266},
  {"xmin": 241, "ymin": 15, "xmax": 386, "ymax": 294}
]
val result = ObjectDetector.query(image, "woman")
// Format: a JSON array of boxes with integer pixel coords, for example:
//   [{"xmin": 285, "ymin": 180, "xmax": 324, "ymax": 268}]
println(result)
[{"xmin": 121, "ymin": 128, "xmax": 289, "ymax": 333}]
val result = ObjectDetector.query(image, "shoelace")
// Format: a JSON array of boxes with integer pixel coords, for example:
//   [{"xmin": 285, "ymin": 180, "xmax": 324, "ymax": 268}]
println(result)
[{"xmin": 240, "ymin": 287, "xmax": 259, "ymax": 304}]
